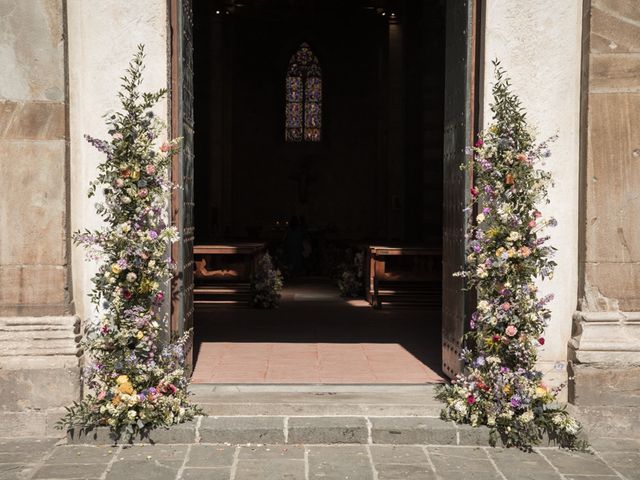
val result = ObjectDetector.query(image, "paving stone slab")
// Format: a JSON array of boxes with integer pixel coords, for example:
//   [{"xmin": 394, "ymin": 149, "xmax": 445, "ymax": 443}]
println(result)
[
  {"xmin": 187, "ymin": 445, "xmax": 236, "ymax": 467},
  {"xmin": 116, "ymin": 444, "xmax": 189, "ymax": 466},
  {"xmin": 287, "ymin": 417, "xmax": 368, "ymax": 444},
  {"xmin": 376, "ymin": 463, "xmax": 437, "ymax": 480},
  {"xmin": 307, "ymin": 445, "xmax": 373, "ymax": 480},
  {"xmin": 106, "ymin": 458, "xmax": 180, "ymax": 480},
  {"xmin": 239, "ymin": 445, "xmax": 304, "ymax": 460},
  {"xmin": 540, "ymin": 449, "xmax": 617, "ymax": 476},
  {"xmin": 488, "ymin": 448, "xmax": 561, "ymax": 480},
  {"xmin": 598, "ymin": 451, "xmax": 640, "ymax": 480},
  {"xmin": 234, "ymin": 458, "xmax": 305, "ymax": 480},
  {"xmin": 0, "ymin": 463, "xmax": 37, "ymax": 480},
  {"xmin": 33, "ymin": 462, "xmax": 106, "ymax": 479},
  {"xmin": 180, "ymin": 467, "xmax": 231, "ymax": 480},
  {"xmin": 371, "ymin": 417, "xmax": 457, "ymax": 445},
  {"xmin": 199, "ymin": 417, "xmax": 285, "ymax": 444},
  {"xmin": 427, "ymin": 446, "xmax": 502, "ymax": 480},
  {"xmin": 45, "ymin": 445, "xmax": 115, "ymax": 464},
  {"xmin": 0, "ymin": 437, "xmax": 59, "ymax": 464},
  {"xmin": 369, "ymin": 445, "xmax": 430, "ymax": 465}
]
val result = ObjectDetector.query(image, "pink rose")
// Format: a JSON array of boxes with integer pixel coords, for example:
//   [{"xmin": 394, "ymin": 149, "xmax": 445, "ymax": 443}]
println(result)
[
  {"xmin": 505, "ymin": 325, "xmax": 518, "ymax": 337},
  {"xmin": 467, "ymin": 394, "xmax": 476, "ymax": 405},
  {"xmin": 528, "ymin": 220, "xmax": 536, "ymax": 228},
  {"xmin": 160, "ymin": 142, "xmax": 170, "ymax": 152},
  {"xmin": 146, "ymin": 164, "xmax": 156, "ymax": 175},
  {"xmin": 538, "ymin": 337, "xmax": 545, "ymax": 345},
  {"xmin": 154, "ymin": 292, "xmax": 165, "ymax": 303},
  {"xmin": 501, "ymin": 302, "xmax": 511, "ymax": 311},
  {"xmin": 138, "ymin": 188, "xmax": 148, "ymax": 198},
  {"xmin": 97, "ymin": 391, "xmax": 107, "ymax": 401}
]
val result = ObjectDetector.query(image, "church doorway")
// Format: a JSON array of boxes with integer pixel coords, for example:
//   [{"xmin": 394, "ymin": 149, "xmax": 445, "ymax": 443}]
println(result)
[{"xmin": 170, "ymin": 0, "xmax": 478, "ymax": 384}]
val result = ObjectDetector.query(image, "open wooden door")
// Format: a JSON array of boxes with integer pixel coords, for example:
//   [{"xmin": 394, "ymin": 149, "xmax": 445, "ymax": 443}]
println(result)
[
  {"xmin": 441, "ymin": 0, "xmax": 478, "ymax": 378},
  {"xmin": 170, "ymin": 0, "xmax": 195, "ymax": 374}
]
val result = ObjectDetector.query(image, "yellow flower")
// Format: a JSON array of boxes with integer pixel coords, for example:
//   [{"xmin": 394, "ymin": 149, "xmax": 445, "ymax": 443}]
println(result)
[
  {"xmin": 495, "ymin": 247, "xmax": 505, "ymax": 258},
  {"xmin": 535, "ymin": 386, "xmax": 548, "ymax": 398},
  {"xmin": 131, "ymin": 169, "xmax": 141, "ymax": 181},
  {"xmin": 507, "ymin": 248, "xmax": 516, "ymax": 258},
  {"xmin": 112, "ymin": 394, "xmax": 121, "ymax": 405},
  {"xmin": 111, "ymin": 264, "xmax": 122, "ymax": 275},
  {"xmin": 116, "ymin": 375, "xmax": 130, "ymax": 385},
  {"xmin": 117, "ymin": 382, "xmax": 134, "ymax": 395},
  {"xmin": 502, "ymin": 385, "xmax": 512, "ymax": 395},
  {"xmin": 136, "ymin": 330, "xmax": 144, "ymax": 340}
]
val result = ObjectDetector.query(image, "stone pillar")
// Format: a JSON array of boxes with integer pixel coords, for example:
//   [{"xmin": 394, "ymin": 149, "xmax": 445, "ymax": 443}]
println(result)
[
  {"xmin": 569, "ymin": 0, "xmax": 640, "ymax": 437},
  {"xmin": 0, "ymin": 0, "xmax": 80, "ymax": 436},
  {"xmin": 482, "ymin": 0, "xmax": 584, "ymax": 394}
]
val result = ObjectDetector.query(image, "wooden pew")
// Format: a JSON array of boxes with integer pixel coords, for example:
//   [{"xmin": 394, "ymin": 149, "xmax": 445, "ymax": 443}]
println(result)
[
  {"xmin": 365, "ymin": 245, "xmax": 442, "ymax": 308},
  {"xmin": 193, "ymin": 243, "xmax": 265, "ymax": 306}
]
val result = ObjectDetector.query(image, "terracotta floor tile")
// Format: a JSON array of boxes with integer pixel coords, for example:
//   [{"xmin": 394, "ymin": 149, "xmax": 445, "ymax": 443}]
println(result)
[{"xmin": 191, "ymin": 279, "xmax": 445, "ymax": 384}]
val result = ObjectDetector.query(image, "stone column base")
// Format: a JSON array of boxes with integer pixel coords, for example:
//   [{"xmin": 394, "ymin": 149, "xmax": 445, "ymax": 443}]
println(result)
[{"xmin": 0, "ymin": 316, "xmax": 82, "ymax": 438}]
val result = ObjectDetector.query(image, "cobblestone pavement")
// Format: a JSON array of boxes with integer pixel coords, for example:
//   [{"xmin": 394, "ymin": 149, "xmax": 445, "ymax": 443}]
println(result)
[{"xmin": 1, "ymin": 437, "xmax": 639, "ymax": 480}]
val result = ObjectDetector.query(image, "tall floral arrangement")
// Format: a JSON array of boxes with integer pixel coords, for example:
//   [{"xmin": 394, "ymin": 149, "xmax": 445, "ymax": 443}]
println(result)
[
  {"xmin": 436, "ymin": 62, "xmax": 586, "ymax": 450},
  {"xmin": 59, "ymin": 46, "xmax": 200, "ymax": 438}
]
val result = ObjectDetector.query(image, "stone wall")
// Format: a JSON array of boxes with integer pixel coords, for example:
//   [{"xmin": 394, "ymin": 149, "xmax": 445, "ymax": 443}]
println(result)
[
  {"xmin": 0, "ymin": 0, "xmax": 70, "ymax": 316},
  {"xmin": 0, "ymin": 0, "xmax": 81, "ymax": 437},
  {"xmin": 569, "ymin": 0, "xmax": 640, "ymax": 437}
]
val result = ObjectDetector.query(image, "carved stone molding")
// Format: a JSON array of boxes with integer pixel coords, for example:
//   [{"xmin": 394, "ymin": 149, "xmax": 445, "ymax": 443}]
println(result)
[{"xmin": 569, "ymin": 310, "xmax": 640, "ymax": 364}]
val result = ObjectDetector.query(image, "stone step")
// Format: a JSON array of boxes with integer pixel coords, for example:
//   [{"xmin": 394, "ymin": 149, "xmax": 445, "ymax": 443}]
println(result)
[{"xmin": 66, "ymin": 415, "xmax": 498, "ymax": 446}]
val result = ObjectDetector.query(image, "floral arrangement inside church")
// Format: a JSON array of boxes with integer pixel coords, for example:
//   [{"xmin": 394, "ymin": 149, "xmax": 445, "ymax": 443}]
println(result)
[
  {"xmin": 58, "ymin": 45, "xmax": 200, "ymax": 438},
  {"xmin": 250, "ymin": 252, "xmax": 284, "ymax": 308},
  {"xmin": 436, "ymin": 62, "xmax": 587, "ymax": 451}
]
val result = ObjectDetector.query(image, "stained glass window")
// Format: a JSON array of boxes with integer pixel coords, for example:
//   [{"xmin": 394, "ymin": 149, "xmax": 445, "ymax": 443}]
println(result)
[{"xmin": 285, "ymin": 43, "xmax": 322, "ymax": 142}]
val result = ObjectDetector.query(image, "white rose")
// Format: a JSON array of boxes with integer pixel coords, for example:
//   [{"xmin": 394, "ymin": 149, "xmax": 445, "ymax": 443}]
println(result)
[
  {"xmin": 126, "ymin": 272, "xmax": 137, "ymax": 282},
  {"xmin": 122, "ymin": 196, "xmax": 131, "ymax": 204},
  {"xmin": 476, "ymin": 213, "xmax": 485, "ymax": 223},
  {"xmin": 127, "ymin": 410, "xmax": 137, "ymax": 420},
  {"xmin": 477, "ymin": 300, "xmax": 490, "ymax": 312}
]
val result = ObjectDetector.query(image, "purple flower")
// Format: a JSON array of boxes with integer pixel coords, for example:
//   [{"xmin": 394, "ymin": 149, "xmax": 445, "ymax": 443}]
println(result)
[{"xmin": 148, "ymin": 230, "xmax": 158, "ymax": 239}]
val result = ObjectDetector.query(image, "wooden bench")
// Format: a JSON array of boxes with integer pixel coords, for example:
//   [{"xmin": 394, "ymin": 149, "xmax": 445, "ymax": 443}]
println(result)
[
  {"xmin": 364, "ymin": 245, "xmax": 442, "ymax": 308},
  {"xmin": 193, "ymin": 243, "xmax": 265, "ymax": 306}
]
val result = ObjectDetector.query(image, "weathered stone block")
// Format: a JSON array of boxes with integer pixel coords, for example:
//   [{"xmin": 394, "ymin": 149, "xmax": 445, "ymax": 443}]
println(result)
[
  {"xmin": 569, "ymin": 363, "xmax": 640, "ymax": 406},
  {"xmin": 0, "ymin": 0, "xmax": 65, "ymax": 102},
  {"xmin": 0, "ymin": 101, "xmax": 66, "ymax": 140},
  {"xmin": 66, "ymin": 420, "xmax": 198, "ymax": 445},
  {"xmin": 0, "ymin": 266, "xmax": 67, "ymax": 308},
  {"xmin": 0, "ymin": 368, "xmax": 80, "ymax": 410},
  {"xmin": 590, "ymin": 4, "xmax": 640, "ymax": 53},
  {"xmin": 287, "ymin": 417, "xmax": 368, "ymax": 444},
  {"xmin": 199, "ymin": 416, "xmax": 285, "ymax": 444},
  {"xmin": 0, "ymin": 411, "xmax": 48, "ymax": 437},
  {"xmin": 0, "ymin": 140, "xmax": 67, "ymax": 267},
  {"xmin": 455, "ymin": 424, "xmax": 492, "ymax": 446},
  {"xmin": 371, "ymin": 417, "xmax": 457, "ymax": 445},
  {"xmin": 590, "ymin": 54, "xmax": 640, "ymax": 91}
]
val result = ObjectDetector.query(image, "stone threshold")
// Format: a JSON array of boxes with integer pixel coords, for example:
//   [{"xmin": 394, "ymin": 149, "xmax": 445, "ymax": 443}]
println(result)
[{"xmin": 66, "ymin": 415, "xmax": 562, "ymax": 447}]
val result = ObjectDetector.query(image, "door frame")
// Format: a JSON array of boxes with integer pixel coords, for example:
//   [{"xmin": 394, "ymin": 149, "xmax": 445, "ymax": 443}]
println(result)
[{"xmin": 169, "ymin": 0, "xmax": 483, "ymax": 379}]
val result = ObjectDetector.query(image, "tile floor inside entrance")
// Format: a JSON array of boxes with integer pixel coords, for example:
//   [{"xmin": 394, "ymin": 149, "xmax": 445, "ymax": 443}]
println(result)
[{"xmin": 191, "ymin": 279, "xmax": 444, "ymax": 384}]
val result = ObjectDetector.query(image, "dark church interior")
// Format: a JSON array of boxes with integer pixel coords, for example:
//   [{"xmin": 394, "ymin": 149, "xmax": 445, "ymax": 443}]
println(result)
[{"xmin": 190, "ymin": 0, "xmax": 448, "ymax": 384}]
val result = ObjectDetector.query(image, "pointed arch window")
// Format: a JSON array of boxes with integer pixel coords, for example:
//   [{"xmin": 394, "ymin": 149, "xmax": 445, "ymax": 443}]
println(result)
[{"xmin": 285, "ymin": 43, "xmax": 322, "ymax": 142}]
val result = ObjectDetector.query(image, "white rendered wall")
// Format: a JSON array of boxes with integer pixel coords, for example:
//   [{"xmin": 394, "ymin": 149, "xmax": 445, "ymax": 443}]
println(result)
[
  {"xmin": 482, "ymin": 1, "xmax": 583, "ymax": 389},
  {"xmin": 67, "ymin": 0, "xmax": 169, "ymax": 321}
]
